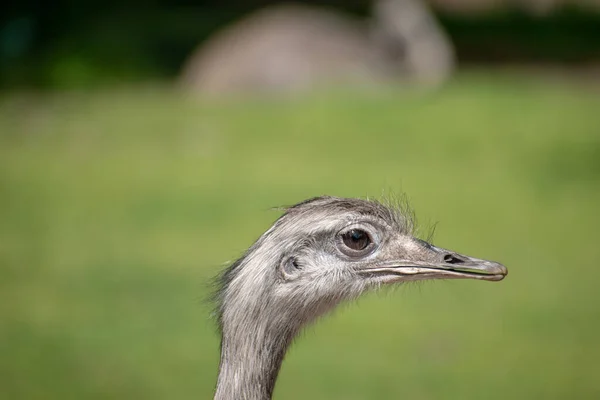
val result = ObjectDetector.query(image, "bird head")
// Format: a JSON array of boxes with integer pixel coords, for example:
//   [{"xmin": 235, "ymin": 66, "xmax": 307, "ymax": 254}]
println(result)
[{"xmin": 214, "ymin": 196, "xmax": 507, "ymax": 333}]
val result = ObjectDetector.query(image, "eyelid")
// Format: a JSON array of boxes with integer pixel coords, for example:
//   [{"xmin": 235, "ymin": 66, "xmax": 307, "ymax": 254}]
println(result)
[{"xmin": 337, "ymin": 222, "xmax": 380, "ymax": 243}]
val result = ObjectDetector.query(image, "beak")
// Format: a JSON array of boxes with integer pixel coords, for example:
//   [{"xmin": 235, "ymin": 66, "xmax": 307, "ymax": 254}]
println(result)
[{"xmin": 359, "ymin": 245, "xmax": 508, "ymax": 283}]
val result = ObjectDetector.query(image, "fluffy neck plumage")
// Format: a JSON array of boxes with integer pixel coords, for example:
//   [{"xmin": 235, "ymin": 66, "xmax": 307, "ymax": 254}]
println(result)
[
  {"xmin": 214, "ymin": 318, "xmax": 297, "ymax": 400},
  {"xmin": 213, "ymin": 246, "xmax": 303, "ymax": 400}
]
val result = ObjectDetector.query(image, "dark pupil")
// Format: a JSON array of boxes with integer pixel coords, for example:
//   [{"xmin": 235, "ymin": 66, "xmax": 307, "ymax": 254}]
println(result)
[{"xmin": 342, "ymin": 229, "xmax": 370, "ymax": 251}]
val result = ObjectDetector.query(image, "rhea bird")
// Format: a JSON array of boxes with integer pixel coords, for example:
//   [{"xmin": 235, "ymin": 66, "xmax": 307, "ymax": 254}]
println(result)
[
  {"xmin": 181, "ymin": 0, "xmax": 455, "ymax": 95},
  {"xmin": 212, "ymin": 196, "xmax": 507, "ymax": 399}
]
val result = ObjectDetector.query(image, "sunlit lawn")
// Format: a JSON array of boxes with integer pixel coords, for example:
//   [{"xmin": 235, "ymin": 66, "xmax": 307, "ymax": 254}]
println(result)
[{"xmin": 1, "ymin": 73, "xmax": 599, "ymax": 399}]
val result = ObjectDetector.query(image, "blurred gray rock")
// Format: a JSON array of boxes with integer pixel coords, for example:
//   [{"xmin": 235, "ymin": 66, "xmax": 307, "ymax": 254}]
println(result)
[{"xmin": 179, "ymin": 0, "xmax": 455, "ymax": 96}]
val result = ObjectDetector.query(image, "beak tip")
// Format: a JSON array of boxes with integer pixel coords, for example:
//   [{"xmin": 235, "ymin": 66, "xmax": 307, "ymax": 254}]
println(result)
[
  {"xmin": 496, "ymin": 262, "xmax": 508, "ymax": 277},
  {"xmin": 491, "ymin": 262, "xmax": 508, "ymax": 281}
]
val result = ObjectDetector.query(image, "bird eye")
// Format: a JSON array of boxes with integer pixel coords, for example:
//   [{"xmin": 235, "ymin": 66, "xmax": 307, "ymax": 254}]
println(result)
[{"xmin": 341, "ymin": 229, "xmax": 371, "ymax": 251}]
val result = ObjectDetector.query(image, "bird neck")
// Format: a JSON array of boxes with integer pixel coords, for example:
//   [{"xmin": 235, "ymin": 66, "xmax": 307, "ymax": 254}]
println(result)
[{"xmin": 214, "ymin": 320, "xmax": 297, "ymax": 400}]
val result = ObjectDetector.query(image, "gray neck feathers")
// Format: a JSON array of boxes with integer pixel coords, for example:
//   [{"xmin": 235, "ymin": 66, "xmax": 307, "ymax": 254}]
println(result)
[
  {"xmin": 215, "ymin": 314, "xmax": 297, "ymax": 400},
  {"xmin": 213, "ymin": 226, "xmax": 303, "ymax": 400}
]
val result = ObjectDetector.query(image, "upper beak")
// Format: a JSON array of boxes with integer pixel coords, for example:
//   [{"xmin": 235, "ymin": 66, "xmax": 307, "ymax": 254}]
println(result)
[{"xmin": 359, "ymin": 245, "xmax": 508, "ymax": 282}]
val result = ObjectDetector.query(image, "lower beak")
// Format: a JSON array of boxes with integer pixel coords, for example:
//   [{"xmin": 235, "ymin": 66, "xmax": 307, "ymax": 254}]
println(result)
[{"xmin": 359, "ymin": 248, "xmax": 508, "ymax": 283}]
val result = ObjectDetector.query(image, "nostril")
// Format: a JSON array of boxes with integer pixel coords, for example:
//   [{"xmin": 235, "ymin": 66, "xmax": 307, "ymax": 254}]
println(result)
[{"xmin": 443, "ymin": 254, "xmax": 463, "ymax": 264}]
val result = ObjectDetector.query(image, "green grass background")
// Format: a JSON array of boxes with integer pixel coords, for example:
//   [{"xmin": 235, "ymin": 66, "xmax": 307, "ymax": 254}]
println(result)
[{"xmin": 1, "ymin": 74, "xmax": 599, "ymax": 399}]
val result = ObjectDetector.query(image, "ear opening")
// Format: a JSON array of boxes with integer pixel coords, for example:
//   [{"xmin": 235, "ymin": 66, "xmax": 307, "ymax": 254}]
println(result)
[{"xmin": 280, "ymin": 256, "xmax": 302, "ymax": 281}]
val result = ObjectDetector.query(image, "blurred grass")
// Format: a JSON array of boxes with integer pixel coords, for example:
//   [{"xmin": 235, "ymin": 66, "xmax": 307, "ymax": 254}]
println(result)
[{"xmin": 1, "ymin": 74, "xmax": 599, "ymax": 399}]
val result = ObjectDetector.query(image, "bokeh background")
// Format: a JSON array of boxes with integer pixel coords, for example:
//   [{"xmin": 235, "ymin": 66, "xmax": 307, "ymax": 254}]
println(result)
[{"xmin": 1, "ymin": 1, "xmax": 599, "ymax": 399}]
